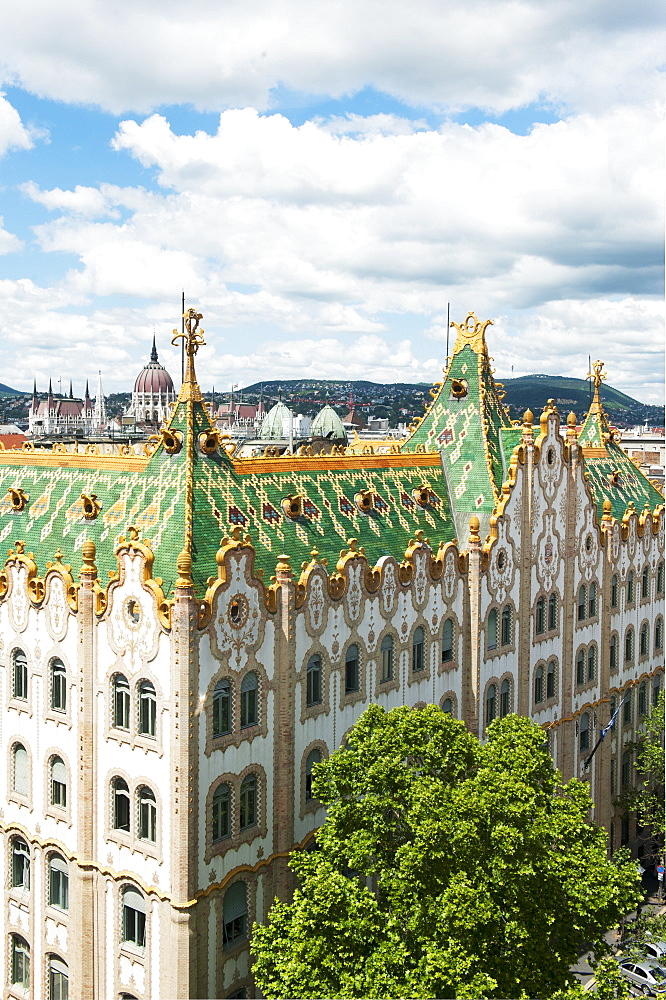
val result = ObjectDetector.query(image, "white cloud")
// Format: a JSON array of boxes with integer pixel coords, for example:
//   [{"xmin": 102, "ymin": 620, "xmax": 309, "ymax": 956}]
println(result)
[
  {"xmin": 0, "ymin": 0, "xmax": 662, "ymax": 115},
  {"xmin": 0, "ymin": 92, "xmax": 35, "ymax": 156}
]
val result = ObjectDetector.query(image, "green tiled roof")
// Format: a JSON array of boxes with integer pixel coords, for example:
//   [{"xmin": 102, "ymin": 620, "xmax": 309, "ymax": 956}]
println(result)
[{"xmin": 584, "ymin": 440, "xmax": 663, "ymax": 520}]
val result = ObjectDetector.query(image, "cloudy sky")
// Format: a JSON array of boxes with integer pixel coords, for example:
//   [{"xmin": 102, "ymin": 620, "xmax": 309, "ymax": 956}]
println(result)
[{"xmin": 0, "ymin": 0, "xmax": 663, "ymax": 402}]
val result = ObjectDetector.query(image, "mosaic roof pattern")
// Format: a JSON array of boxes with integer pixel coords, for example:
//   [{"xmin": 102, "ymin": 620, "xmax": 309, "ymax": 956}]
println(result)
[{"xmin": 584, "ymin": 441, "xmax": 663, "ymax": 520}]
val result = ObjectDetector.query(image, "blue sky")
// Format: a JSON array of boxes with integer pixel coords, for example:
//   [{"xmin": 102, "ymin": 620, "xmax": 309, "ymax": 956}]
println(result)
[{"xmin": 0, "ymin": 0, "xmax": 663, "ymax": 402}]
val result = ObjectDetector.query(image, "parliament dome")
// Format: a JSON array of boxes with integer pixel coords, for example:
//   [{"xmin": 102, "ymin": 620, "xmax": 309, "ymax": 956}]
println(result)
[{"xmin": 133, "ymin": 339, "xmax": 175, "ymax": 395}]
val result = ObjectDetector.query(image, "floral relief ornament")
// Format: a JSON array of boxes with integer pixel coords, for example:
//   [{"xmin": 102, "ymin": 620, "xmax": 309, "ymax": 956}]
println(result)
[
  {"xmin": 381, "ymin": 562, "xmax": 397, "ymax": 615},
  {"xmin": 443, "ymin": 550, "xmax": 457, "ymax": 600},
  {"xmin": 488, "ymin": 522, "xmax": 514, "ymax": 605},
  {"xmin": 46, "ymin": 574, "xmax": 69, "ymax": 640},
  {"xmin": 307, "ymin": 573, "xmax": 326, "ymax": 633}
]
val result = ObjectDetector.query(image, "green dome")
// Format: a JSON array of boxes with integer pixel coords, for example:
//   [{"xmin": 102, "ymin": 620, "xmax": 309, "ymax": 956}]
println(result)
[
  {"xmin": 311, "ymin": 403, "xmax": 347, "ymax": 441},
  {"xmin": 258, "ymin": 400, "xmax": 291, "ymax": 440}
]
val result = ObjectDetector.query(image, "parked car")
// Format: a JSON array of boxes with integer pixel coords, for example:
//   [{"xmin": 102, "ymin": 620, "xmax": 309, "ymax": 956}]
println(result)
[
  {"xmin": 618, "ymin": 959, "xmax": 666, "ymax": 995},
  {"xmin": 643, "ymin": 942, "xmax": 666, "ymax": 964}
]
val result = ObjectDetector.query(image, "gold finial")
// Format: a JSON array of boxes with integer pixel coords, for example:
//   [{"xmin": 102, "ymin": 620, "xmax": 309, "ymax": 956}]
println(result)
[
  {"xmin": 15, "ymin": 540, "xmax": 25, "ymax": 554},
  {"xmin": 523, "ymin": 409, "xmax": 533, "ymax": 426},
  {"xmin": 175, "ymin": 548, "xmax": 193, "ymax": 588},
  {"xmin": 602, "ymin": 498, "xmax": 613, "ymax": 522},
  {"xmin": 586, "ymin": 359, "xmax": 607, "ymax": 392},
  {"xmin": 567, "ymin": 411, "xmax": 577, "ymax": 428},
  {"xmin": 450, "ymin": 312, "xmax": 493, "ymax": 357},
  {"xmin": 310, "ymin": 548, "xmax": 320, "ymax": 564},
  {"xmin": 172, "ymin": 307, "xmax": 206, "ymax": 399},
  {"xmin": 81, "ymin": 539, "xmax": 97, "ymax": 577},
  {"xmin": 275, "ymin": 554, "xmax": 292, "ymax": 580},
  {"xmin": 468, "ymin": 515, "xmax": 480, "ymax": 545}
]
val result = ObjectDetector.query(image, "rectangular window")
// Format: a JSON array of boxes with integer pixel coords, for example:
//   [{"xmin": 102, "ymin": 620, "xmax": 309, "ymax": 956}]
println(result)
[
  {"xmin": 123, "ymin": 906, "xmax": 146, "ymax": 948},
  {"xmin": 50, "ymin": 865, "xmax": 69, "ymax": 910},
  {"xmin": 610, "ymin": 759, "xmax": 616, "ymax": 795}
]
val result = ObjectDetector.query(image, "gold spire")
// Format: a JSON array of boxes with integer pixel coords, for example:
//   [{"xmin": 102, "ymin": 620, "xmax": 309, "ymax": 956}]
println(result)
[
  {"xmin": 585, "ymin": 359, "xmax": 607, "ymax": 412},
  {"xmin": 172, "ymin": 307, "xmax": 206, "ymax": 402}
]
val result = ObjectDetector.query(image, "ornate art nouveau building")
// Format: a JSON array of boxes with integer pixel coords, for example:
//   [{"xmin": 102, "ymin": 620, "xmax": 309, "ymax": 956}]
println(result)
[{"xmin": 0, "ymin": 309, "xmax": 662, "ymax": 999}]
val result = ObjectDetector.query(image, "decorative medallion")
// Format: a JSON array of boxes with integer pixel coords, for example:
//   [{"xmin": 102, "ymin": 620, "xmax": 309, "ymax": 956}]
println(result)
[{"xmin": 227, "ymin": 593, "xmax": 250, "ymax": 630}]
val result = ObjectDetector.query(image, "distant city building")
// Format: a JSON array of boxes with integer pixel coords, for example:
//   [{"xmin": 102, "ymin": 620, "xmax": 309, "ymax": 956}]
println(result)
[
  {"xmin": 126, "ymin": 337, "xmax": 176, "ymax": 428},
  {"xmin": 28, "ymin": 379, "xmax": 96, "ymax": 436}
]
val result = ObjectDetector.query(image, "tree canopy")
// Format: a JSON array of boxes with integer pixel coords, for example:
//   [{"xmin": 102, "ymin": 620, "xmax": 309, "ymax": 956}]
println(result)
[{"xmin": 252, "ymin": 705, "xmax": 641, "ymax": 999}]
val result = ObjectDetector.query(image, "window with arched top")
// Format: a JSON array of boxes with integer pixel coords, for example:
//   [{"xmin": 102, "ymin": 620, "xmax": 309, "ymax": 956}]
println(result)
[
  {"xmin": 380, "ymin": 635, "xmax": 394, "ymax": 682},
  {"xmin": 534, "ymin": 666, "xmax": 544, "ymax": 704},
  {"xmin": 48, "ymin": 955, "xmax": 69, "ymax": 1000},
  {"xmin": 577, "ymin": 585, "xmax": 587, "ymax": 621},
  {"xmin": 13, "ymin": 743, "xmax": 29, "ymax": 797},
  {"xmin": 441, "ymin": 619, "xmax": 454, "ymax": 663},
  {"xmin": 548, "ymin": 593, "xmax": 558, "ymax": 631},
  {"xmin": 658, "ymin": 562, "xmax": 665, "ymax": 595},
  {"xmin": 487, "ymin": 609, "xmax": 498, "ymax": 651},
  {"xmin": 49, "ymin": 854, "xmax": 69, "ymax": 910},
  {"xmin": 113, "ymin": 674, "xmax": 130, "ymax": 730},
  {"xmin": 223, "ymin": 882, "xmax": 248, "ymax": 949},
  {"xmin": 441, "ymin": 697, "xmax": 454, "ymax": 716},
  {"xmin": 627, "ymin": 571, "xmax": 634, "ymax": 605},
  {"xmin": 587, "ymin": 645, "xmax": 596, "ymax": 683},
  {"xmin": 12, "ymin": 836, "xmax": 30, "ymax": 888},
  {"xmin": 412, "ymin": 628, "xmax": 425, "ymax": 672},
  {"xmin": 345, "ymin": 645, "xmax": 360, "ymax": 692},
  {"xmin": 240, "ymin": 672, "xmax": 258, "ymax": 728},
  {"xmin": 654, "ymin": 675, "xmax": 662, "ymax": 706},
  {"xmin": 240, "ymin": 775, "xmax": 257, "ymax": 830},
  {"xmin": 212, "ymin": 783, "xmax": 231, "ymax": 842},
  {"xmin": 50, "ymin": 659, "xmax": 66, "ymax": 712},
  {"xmin": 576, "ymin": 649, "xmax": 585, "ymax": 686},
  {"xmin": 138, "ymin": 681, "xmax": 156, "ymax": 737},
  {"xmin": 500, "ymin": 679, "xmax": 510, "ymax": 717},
  {"xmin": 640, "ymin": 623, "xmax": 649, "ymax": 658},
  {"xmin": 306, "ymin": 656, "xmax": 322, "ymax": 706},
  {"xmin": 579, "ymin": 712, "xmax": 590, "ymax": 752},
  {"xmin": 11, "ymin": 935, "xmax": 30, "ymax": 989},
  {"xmin": 547, "ymin": 661, "xmax": 556, "ymax": 699},
  {"xmin": 625, "ymin": 627, "xmax": 634, "ymax": 664},
  {"xmin": 501, "ymin": 606, "xmax": 512, "ymax": 647},
  {"xmin": 113, "ymin": 777, "xmax": 130, "ymax": 831},
  {"xmin": 212, "ymin": 679, "xmax": 232, "ymax": 737},
  {"xmin": 610, "ymin": 633, "xmax": 618, "ymax": 671},
  {"xmin": 535, "ymin": 597, "xmax": 545, "ymax": 635},
  {"xmin": 621, "ymin": 750, "xmax": 631, "ymax": 787},
  {"xmin": 656, "ymin": 618, "xmax": 664, "ymax": 652},
  {"xmin": 51, "ymin": 757, "xmax": 67, "ymax": 808},
  {"xmin": 138, "ymin": 786, "xmax": 156, "ymax": 842},
  {"xmin": 611, "ymin": 575, "xmax": 618, "ymax": 608},
  {"xmin": 642, "ymin": 565, "xmax": 649, "ymax": 600},
  {"xmin": 588, "ymin": 582, "xmax": 597, "ymax": 618},
  {"xmin": 623, "ymin": 691, "xmax": 632, "ymax": 724},
  {"xmin": 122, "ymin": 886, "xmax": 146, "ymax": 948},
  {"xmin": 305, "ymin": 749, "xmax": 322, "ymax": 801},
  {"xmin": 639, "ymin": 682, "xmax": 647, "ymax": 717},
  {"xmin": 485, "ymin": 684, "xmax": 496, "ymax": 727},
  {"xmin": 13, "ymin": 648, "xmax": 28, "ymax": 701}
]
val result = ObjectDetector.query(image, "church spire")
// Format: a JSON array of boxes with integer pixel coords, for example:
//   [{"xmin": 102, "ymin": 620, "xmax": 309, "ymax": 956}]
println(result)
[
  {"xmin": 69, "ymin": 380, "xmax": 73, "ymax": 399},
  {"xmin": 93, "ymin": 370, "xmax": 107, "ymax": 430},
  {"xmin": 578, "ymin": 360, "xmax": 615, "ymax": 454},
  {"xmin": 151, "ymin": 335, "xmax": 158, "ymax": 363}
]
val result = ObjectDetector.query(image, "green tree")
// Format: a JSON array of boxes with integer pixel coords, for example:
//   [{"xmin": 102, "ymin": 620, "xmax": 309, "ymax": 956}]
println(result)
[
  {"xmin": 632, "ymin": 690, "xmax": 665, "ymax": 837},
  {"xmin": 252, "ymin": 705, "xmax": 641, "ymax": 999}
]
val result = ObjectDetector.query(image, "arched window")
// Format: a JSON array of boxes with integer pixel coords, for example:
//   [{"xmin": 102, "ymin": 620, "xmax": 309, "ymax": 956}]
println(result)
[
  {"xmin": 114, "ymin": 674, "xmax": 130, "ymax": 730},
  {"xmin": 501, "ymin": 606, "xmax": 512, "ymax": 647},
  {"xmin": 623, "ymin": 690, "xmax": 632, "ymax": 724},
  {"xmin": 306, "ymin": 656, "xmax": 322, "ymax": 706},
  {"xmin": 138, "ymin": 681, "xmax": 156, "ymax": 737},
  {"xmin": 640, "ymin": 623, "xmax": 649, "ymax": 658},
  {"xmin": 305, "ymin": 749, "xmax": 322, "ymax": 801},
  {"xmin": 579, "ymin": 712, "xmax": 590, "ymax": 752},
  {"xmin": 122, "ymin": 886, "xmax": 146, "ymax": 948},
  {"xmin": 345, "ymin": 644, "xmax": 360, "ymax": 692},
  {"xmin": 500, "ymin": 678, "xmax": 510, "ymax": 717},
  {"xmin": 212, "ymin": 783, "xmax": 231, "ymax": 842},
  {"xmin": 625, "ymin": 627, "xmax": 634, "ymax": 663},
  {"xmin": 642, "ymin": 565, "xmax": 650, "ymax": 600},
  {"xmin": 548, "ymin": 593, "xmax": 558, "ymax": 631},
  {"xmin": 610, "ymin": 634, "xmax": 618, "ymax": 671},
  {"xmin": 588, "ymin": 582, "xmax": 597, "ymax": 618},
  {"xmin": 441, "ymin": 619, "xmax": 454, "ymax": 662},
  {"xmin": 656, "ymin": 618, "xmax": 664, "ymax": 651},
  {"xmin": 658, "ymin": 562, "xmax": 664, "ymax": 595},
  {"xmin": 576, "ymin": 649, "xmax": 585, "ymax": 686},
  {"xmin": 487, "ymin": 609, "xmax": 498, "ymax": 651},
  {"xmin": 222, "ymin": 882, "xmax": 247, "ymax": 949},
  {"xmin": 212, "ymin": 679, "xmax": 232, "ymax": 737},
  {"xmin": 485, "ymin": 684, "xmax": 496, "ymax": 727},
  {"xmin": 51, "ymin": 659, "xmax": 66, "ymax": 712},
  {"xmin": 639, "ymin": 682, "xmax": 647, "ymax": 717},
  {"xmin": 611, "ymin": 575, "xmax": 618, "ymax": 608},
  {"xmin": 12, "ymin": 837, "xmax": 30, "ymax": 888},
  {"xmin": 48, "ymin": 956, "xmax": 69, "ymax": 1000},
  {"xmin": 49, "ymin": 854, "xmax": 69, "ymax": 910},
  {"xmin": 610, "ymin": 694, "xmax": 617, "ymax": 719},
  {"xmin": 621, "ymin": 750, "xmax": 631, "ymax": 787},
  {"xmin": 13, "ymin": 648, "xmax": 28, "ymax": 700},
  {"xmin": 113, "ymin": 777, "xmax": 131, "ymax": 831},
  {"xmin": 654, "ymin": 674, "xmax": 662, "ymax": 706},
  {"xmin": 587, "ymin": 645, "xmax": 596, "ymax": 683},
  {"xmin": 240, "ymin": 775, "xmax": 257, "ymax": 830},
  {"xmin": 577, "ymin": 585, "xmax": 587, "ymax": 621},
  {"xmin": 534, "ymin": 666, "xmax": 544, "ymax": 704},
  {"xmin": 51, "ymin": 757, "xmax": 67, "ymax": 808},
  {"xmin": 380, "ymin": 635, "xmax": 394, "ymax": 682},
  {"xmin": 441, "ymin": 697, "xmax": 454, "ymax": 716},
  {"xmin": 547, "ymin": 661, "xmax": 556, "ymax": 699},
  {"xmin": 627, "ymin": 571, "xmax": 634, "ymax": 605},
  {"xmin": 11, "ymin": 935, "xmax": 30, "ymax": 989},
  {"xmin": 412, "ymin": 628, "xmax": 425, "ymax": 672},
  {"xmin": 138, "ymin": 786, "xmax": 156, "ymax": 842},
  {"xmin": 535, "ymin": 597, "xmax": 545, "ymax": 635},
  {"xmin": 13, "ymin": 743, "xmax": 29, "ymax": 796},
  {"xmin": 240, "ymin": 672, "xmax": 258, "ymax": 728}
]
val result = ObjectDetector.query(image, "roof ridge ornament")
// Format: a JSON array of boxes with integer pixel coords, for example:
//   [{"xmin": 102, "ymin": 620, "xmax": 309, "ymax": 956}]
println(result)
[
  {"xmin": 450, "ymin": 311, "xmax": 493, "ymax": 357},
  {"xmin": 172, "ymin": 307, "xmax": 205, "ymax": 402}
]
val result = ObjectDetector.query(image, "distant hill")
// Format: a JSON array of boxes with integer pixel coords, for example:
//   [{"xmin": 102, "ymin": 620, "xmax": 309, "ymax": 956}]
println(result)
[
  {"xmin": 0, "ymin": 382, "xmax": 21, "ymax": 396},
  {"xmin": 240, "ymin": 375, "xmax": 663, "ymax": 428}
]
